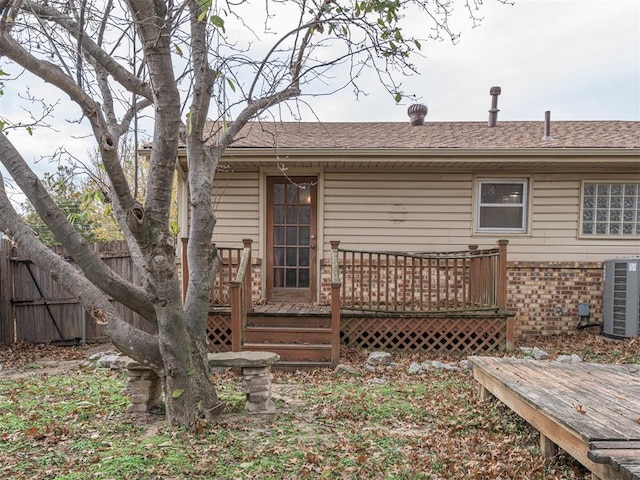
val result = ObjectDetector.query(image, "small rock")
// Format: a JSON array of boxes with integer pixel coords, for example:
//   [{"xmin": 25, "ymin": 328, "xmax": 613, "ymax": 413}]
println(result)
[
  {"xmin": 520, "ymin": 347, "xmax": 549, "ymax": 360},
  {"xmin": 555, "ymin": 354, "xmax": 582, "ymax": 364},
  {"xmin": 88, "ymin": 350, "xmax": 117, "ymax": 361},
  {"xmin": 407, "ymin": 362, "xmax": 423, "ymax": 375},
  {"xmin": 368, "ymin": 377, "xmax": 386, "ymax": 385},
  {"xmin": 96, "ymin": 354, "xmax": 122, "ymax": 368},
  {"xmin": 532, "ymin": 347, "xmax": 550, "ymax": 360},
  {"xmin": 430, "ymin": 361, "xmax": 458, "ymax": 371},
  {"xmin": 366, "ymin": 351, "xmax": 393, "ymax": 366},
  {"xmin": 458, "ymin": 360, "xmax": 472, "ymax": 371},
  {"xmin": 333, "ymin": 364, "xmax": 362, "ymax": 377},
  {"xmin": 364, "ymin": 363, "xmax": 377, "ymax": 373},
  {"xmin": 110, "ymin": 356, "xmax": 134, "ymax": 371}
]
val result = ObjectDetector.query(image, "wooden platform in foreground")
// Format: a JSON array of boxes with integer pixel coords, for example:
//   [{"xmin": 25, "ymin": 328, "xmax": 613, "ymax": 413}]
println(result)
[{"xmin": 469, "ymin": 356, "xmax": 640, "ymax": 480}]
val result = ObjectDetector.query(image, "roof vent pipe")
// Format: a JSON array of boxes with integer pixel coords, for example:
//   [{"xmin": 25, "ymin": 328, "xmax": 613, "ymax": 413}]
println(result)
[
  {"xmin": 407, "ymin": 103, "xmax": 428, "ymax": 126},
  {"xmin": 488, "ymin": 86, "xmax": 501, "ymax": 127},
  {"xmin": 543, "ymin": 110, "xmax": 553, "ymax": 140}
]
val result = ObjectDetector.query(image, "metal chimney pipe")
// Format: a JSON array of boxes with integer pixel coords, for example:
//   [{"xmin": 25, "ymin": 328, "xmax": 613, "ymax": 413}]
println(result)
[
  {"xmin": 488, "ymin": 86, "xmax": 501, "ymax": 127},
  {"xmin": 543, "ymin": 110, "xmax": 553, "ymax": 140}
]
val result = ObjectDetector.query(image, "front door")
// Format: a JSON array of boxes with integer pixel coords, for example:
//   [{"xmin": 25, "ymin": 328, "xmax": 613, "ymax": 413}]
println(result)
[{"xmin": 266, "ymin": 176, "xmax": 317, "ymax": 303}]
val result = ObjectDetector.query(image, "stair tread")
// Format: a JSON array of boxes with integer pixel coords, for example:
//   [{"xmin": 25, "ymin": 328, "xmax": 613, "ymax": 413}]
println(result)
[
  {"xmin": 243, "ymin": 342, "xmax": 332, "ymax": 349},
  {"xmin": 245, "ymin": 326, "xmax": 331, "ymax": 332}
]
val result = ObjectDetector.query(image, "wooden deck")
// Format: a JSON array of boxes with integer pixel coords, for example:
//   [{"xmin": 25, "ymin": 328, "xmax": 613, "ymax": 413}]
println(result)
[{"xmin": 469, "ymin": 356, "xmax": 640, "ymax": 480}]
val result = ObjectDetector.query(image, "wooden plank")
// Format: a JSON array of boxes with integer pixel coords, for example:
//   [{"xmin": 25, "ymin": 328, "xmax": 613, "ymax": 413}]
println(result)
[
  {"xmin": 0, "ymin": 240, "xmax": 14, "ymax": 344},
  {"xmin": 494, "ymin": 361, "xmax": 640, "ymax": 440},
  {"xmin": 469, "ymin": 356, "xmax": 623, "ymax": 480},
  {"xmin": 591, "ymin": 442, "xmax": 640, "ymax": 451}
]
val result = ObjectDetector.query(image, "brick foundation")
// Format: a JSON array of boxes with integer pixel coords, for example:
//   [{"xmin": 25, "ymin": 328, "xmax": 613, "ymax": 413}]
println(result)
[
  {"xmin": 320, "ymin": 259, "xmax": 605, "ymax": 339},
  {"xmin": 507, "ymin": 261, "xmax": 603, "ymax": 337}
]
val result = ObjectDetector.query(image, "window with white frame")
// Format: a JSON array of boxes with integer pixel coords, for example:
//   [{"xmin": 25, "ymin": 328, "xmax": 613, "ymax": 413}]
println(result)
[
  {"xmin": 581, "ymin": 182, "xmax": 640, "ymax": 236},
  {"xmin": 476, "ymin": 179, "xmax": 528, "ymax": 233}
]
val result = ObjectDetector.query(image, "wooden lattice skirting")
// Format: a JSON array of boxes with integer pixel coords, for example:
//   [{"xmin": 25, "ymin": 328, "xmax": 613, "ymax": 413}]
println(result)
[
  {"xmin": 341, "ymin": 312, "xmax": 511, "ymax": 353},
  {"xmin": 208, "ymin": 310, "xmax": 512, "ymax": 354},
  {"xmin": 207, "ymin": 313, "xmax": 233, "ymax": 352}
]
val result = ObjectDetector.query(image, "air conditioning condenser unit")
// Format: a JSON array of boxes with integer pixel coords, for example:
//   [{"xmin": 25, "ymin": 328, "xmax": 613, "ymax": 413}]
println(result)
[{"xmin": 603, "ymin": 258, "xmax": 640, "ymax": 338}]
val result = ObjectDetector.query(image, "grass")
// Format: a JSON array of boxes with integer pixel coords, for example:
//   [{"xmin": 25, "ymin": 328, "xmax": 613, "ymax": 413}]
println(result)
[
  {"xmin": 0, "ymin": 359, "xmax": 589, "ymax": 480},
  {"xmin": 5, "ymin": 332, "xmax": 635, "ymax": 479}
]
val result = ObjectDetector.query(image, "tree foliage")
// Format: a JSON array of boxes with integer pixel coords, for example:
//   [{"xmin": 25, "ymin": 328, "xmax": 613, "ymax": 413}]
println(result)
[{"xmin": 0, "ymin": 0, "xmax": 506, "ymax": 429}]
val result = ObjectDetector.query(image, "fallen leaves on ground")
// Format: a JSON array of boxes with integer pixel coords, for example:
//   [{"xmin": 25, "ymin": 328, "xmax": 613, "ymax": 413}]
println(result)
[{"xmin": 1, "ymin": 331, "xmax": 635, "ymax": 479}]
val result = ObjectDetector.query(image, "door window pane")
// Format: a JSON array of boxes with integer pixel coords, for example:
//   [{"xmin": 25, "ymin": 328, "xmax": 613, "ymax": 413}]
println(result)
[
  {"xmin": 299, "ymin": 226, "xmax": 310, "ymax": 245},
  {"xmin": 273, "ymin": 226, "xmax": 284, "ymax": 245},
  {"xmin": 286, "ymin": 184, "xmax": 298, "ymax": 203},
  {"xmin": 286, "ymin": 206, "xmax": 297, "ymax": 223},
  {"xmin": 286, "ymin": 227, "xmax": 297, "ymax": 245},
  {"xmin": 286, "ymin": 248, "xmax": 297, "ymax": 266},
  {"xmin": 299, "ymin": 269, "xmax": 309, "ymax": 288},
  {"xmin": 274, "ymin": 206, "xmax": 284, "ymax": 224},
  {"xmin": 299, "ymin": 247, "xmax": 309, "ymax": 267},
  {"xmin": 300, "ymin": 206, "xmax": 310, "ymax": 224},
  {"xmin": 274, "ymin": 269, "xmax": 284, "ymax": 287},
  {"xmin": 286, "ymin": 269, "xmax": 297, "ymax": 287},
  {"xmin": 274, "ymin": 184, "xmax": 284, "ymax": 203},
  {"xmin": 299, "ymin": 185, "xmax": 311, "ymax": 204},
  {"xmin": 273, "ymin": 247, "xmax": 284, "ymax": 267}
]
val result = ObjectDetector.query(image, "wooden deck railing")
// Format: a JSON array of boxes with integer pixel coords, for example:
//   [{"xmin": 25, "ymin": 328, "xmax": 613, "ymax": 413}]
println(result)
[
  {"xmin": 330, "ymin": 240, "xmax": 509, "ymax": 313},
  {"xmin": 229, "ymin": 239, "xmax": 253, "ymax": 351},
  {"xmin": 180, "ymin": 238, "xmax": 244, "ymax": 305}
]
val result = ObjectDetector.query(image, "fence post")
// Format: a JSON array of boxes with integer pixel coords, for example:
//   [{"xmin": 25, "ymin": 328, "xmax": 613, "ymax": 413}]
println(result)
[{"xmin": 330, "ymin": 241, "xmax": 341, "ymax": 366}]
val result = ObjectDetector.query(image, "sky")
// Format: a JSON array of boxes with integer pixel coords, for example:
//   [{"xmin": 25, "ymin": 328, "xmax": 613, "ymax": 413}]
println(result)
[
  {"xmin": 1, "ymin": 0, "xmax": 639, "ymax": 193},
  {"xmin": 293, "ymin": 0, "xmax": 640, "ymax": 123}
]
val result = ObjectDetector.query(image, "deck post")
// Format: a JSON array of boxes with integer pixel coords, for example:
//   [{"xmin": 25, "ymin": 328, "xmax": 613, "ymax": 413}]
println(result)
[
  {"xmin": 468, "ymin": 244, "xmax": 479, "ymax": 306},
  {"xmin": 330, "ymin": 241, "xmax": 341, "ymax": 366},
  {"xmin": 497, "ymin": 239, "xmax": 509, "ymax": 310},
  {"xmin": 181, "ymin": 237, "xmax": 188, "ymax": 302},
  {"xmin": 230, "ymin": 281, "xmax": 241, "ymax": 352},
  {"xmin": 540, "ymin": 433, "xmax": 559, "ymax": 459},
  {"xmin": 497, "ymin": 239, "xmax": 513, "ymax": 351},
  {"xmin": 242, "ymin": 239, "xmax": 253, "ymax": 313}
]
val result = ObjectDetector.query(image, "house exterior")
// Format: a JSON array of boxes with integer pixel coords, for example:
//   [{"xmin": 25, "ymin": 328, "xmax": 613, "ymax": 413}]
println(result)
[{"xmin": 175, "ymin": 111, "xmax": 640, "ymax": 339}]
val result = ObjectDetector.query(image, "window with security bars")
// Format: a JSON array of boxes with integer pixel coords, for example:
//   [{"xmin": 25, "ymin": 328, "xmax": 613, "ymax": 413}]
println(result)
[{"xmin": 581, "ymin": 182, "xmax": 640, "ymax": 236}]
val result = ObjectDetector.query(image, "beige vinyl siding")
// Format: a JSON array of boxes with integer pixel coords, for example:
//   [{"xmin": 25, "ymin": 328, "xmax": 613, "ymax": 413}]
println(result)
[
  {"xmin": 496, "ymin": 174, "xmax": 640, "ymax": 261},
  {"xmin": 322, "ymin": 171, "xmax": 640, "ymax": 262},
  {"xmin": 211, "ymin": 170, "xmax": 260, "ymax": 250},
  {"xmin": 323, "ymin": 172, "xmax": 474, "ymax": 255}
]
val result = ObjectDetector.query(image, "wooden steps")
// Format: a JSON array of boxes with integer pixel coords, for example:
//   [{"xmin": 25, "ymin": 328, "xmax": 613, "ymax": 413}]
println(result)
[
  {"xmin": 244, "ymin": 326, "xmax": 331, "ymax": 344},
  {"xmin": 241, "ymin": 309, "xmax": 334, "ymax": 369}
]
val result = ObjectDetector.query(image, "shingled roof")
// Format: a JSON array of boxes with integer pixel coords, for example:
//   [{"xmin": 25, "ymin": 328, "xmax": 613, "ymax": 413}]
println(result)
[{"xmin": 215, "ymin": 120, "xmax": 640, "ymax": 150}]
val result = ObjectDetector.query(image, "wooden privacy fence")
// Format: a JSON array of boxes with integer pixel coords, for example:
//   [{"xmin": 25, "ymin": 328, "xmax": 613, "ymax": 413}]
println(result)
[{"xmin": 0, "ymin": 239, "xmax": 152, "ymax": 345}]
